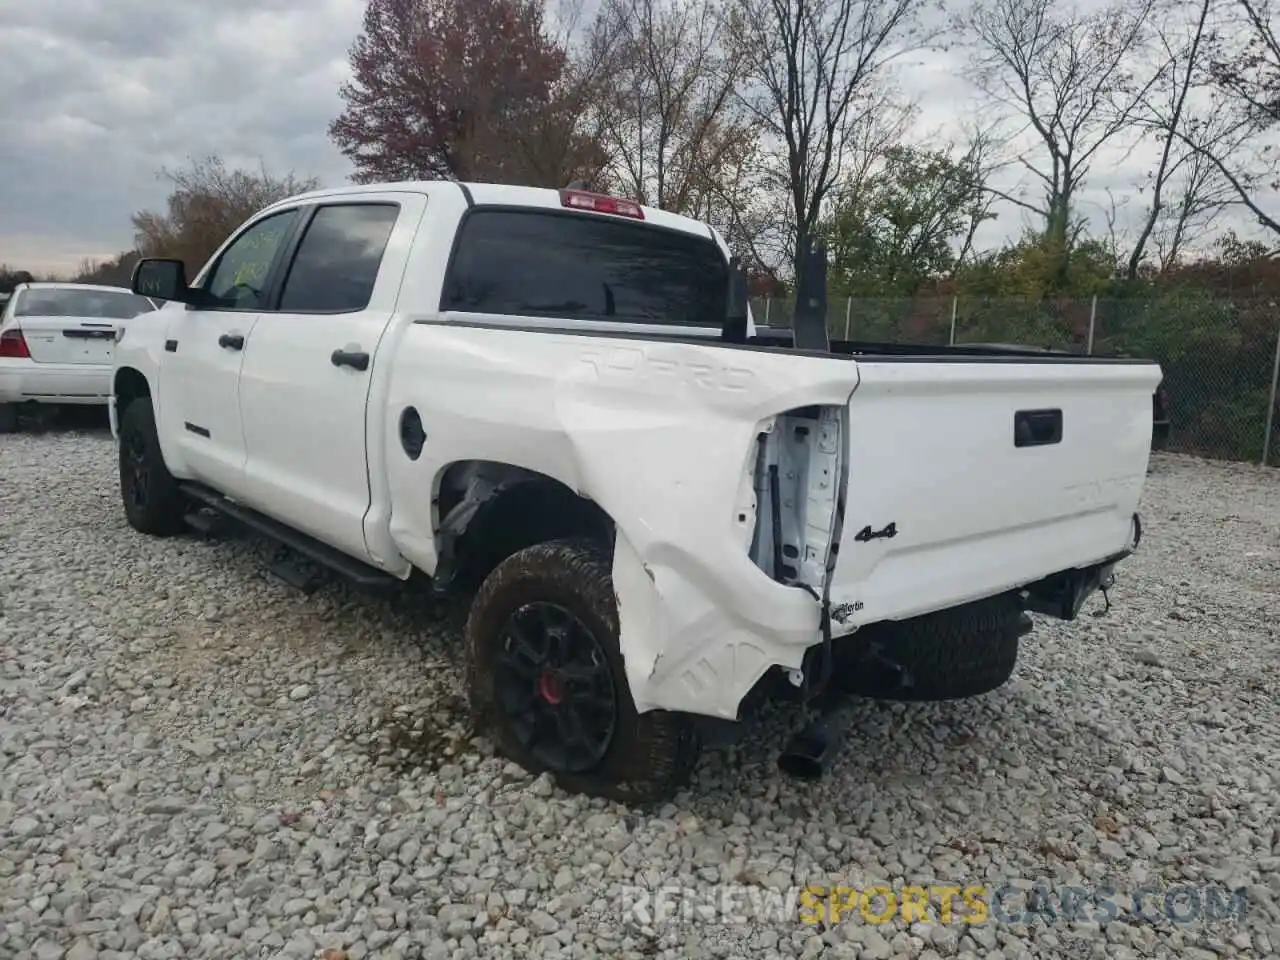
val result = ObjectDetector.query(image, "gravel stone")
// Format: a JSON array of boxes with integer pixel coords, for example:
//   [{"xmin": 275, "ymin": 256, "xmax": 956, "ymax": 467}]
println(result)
[
  {"xmin": 10, "ymin": 816, "xmax": 42, "ymax": 837},
  {"xmin": 2, "ymin": 431, "xmax": 1277, "ymax": 960}
]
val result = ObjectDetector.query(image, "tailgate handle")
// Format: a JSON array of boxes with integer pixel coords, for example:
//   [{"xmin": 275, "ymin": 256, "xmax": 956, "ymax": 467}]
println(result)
[{"xmin": 1014, "ymin": 409, "xmax": 1062, "ymax": 447}]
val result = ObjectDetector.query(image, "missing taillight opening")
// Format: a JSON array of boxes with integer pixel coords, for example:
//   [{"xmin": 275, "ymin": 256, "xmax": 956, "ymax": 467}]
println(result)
[
  {"xmin": 560, "ymin": 189, "xmax": 645, "ymax": 220},
  {"xmin": 0, "ymin": 328, "xmax": 30, "ymax": 359}
]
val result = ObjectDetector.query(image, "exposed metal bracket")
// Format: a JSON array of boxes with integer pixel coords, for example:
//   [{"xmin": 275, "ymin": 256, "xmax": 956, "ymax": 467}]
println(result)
[
  {"xmin": 722, "ymin": 256, "xmax": 750, "ymax": 344},
  {"xmin": 793, "ymin": 236, "xmax": 830, "ymax": 353}
]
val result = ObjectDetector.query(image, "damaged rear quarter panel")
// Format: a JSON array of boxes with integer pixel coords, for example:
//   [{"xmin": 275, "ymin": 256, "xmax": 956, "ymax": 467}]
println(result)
[{"xmin": 384, "ymin": 322, "xmax": 861, "ymax": 719}]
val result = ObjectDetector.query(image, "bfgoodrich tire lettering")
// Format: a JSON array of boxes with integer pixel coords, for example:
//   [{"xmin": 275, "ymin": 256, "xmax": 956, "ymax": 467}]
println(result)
[
  {"xmin": 840, "ymin": 593, "xmax": 1024, "ymax": 701},
  {"xmin": 118, "ymin": 398, "xmax": 188, "ymax": 536},
  {"xmin": 465, "ymin": 537, "xmax": 700, "ymax": 804}
]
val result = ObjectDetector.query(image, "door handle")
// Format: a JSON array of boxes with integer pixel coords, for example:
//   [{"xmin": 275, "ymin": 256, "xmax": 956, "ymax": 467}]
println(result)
[
  {"xmin": 1014, "ymin": 408, "xmax": 1063, "ymax": 447},
  {"xmin": 218, "ymin": 333, "xmax": 244, "ymax": 351},
  {"xmin": 331, "ymin": 349, "xmax": 370, "ymax": 371}
]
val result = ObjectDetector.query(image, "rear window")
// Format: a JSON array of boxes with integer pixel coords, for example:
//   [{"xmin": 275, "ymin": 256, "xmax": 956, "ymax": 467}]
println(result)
[
  {"xmin": 442, "ymin": 209, "xmax": 728, "ymax": 326},
  {"xmin": 15, "ymin": 288, "xmax": 157, "ymax": 320}
]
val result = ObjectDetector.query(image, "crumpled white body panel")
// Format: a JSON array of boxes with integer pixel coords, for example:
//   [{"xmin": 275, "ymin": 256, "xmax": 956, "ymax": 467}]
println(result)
[
  {"xmin": 385, "ymin": 321, "xmax": 862, "ymax": 719},
  {"xmin": 385, "ymin": 320, "xmax": 1161, "ymax": 721}
]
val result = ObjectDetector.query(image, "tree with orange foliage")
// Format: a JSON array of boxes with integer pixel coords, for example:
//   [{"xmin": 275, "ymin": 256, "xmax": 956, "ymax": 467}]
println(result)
[{"xmin": 330, "ymin": 0, "xmax": 609, "ymax": 188}]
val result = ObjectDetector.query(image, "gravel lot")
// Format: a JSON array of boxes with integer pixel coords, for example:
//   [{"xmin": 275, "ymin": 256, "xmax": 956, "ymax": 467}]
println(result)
[{"xmin": 2, "ymin": 423, "xmax": 1278, "ymax": 960}]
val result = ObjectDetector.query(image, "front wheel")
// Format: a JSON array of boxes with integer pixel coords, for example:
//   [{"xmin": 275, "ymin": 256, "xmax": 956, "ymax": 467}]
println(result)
[
  {"xmin": 118, "ymin": 397, "xmax": 188, "ymax": 536},
  {"xmin": 0, "ymin": 403, "xmax": 17, "ymax": 434},
  {"xmin": 465, "ymin": 538, "xmax": 700, "ymax": 804}
]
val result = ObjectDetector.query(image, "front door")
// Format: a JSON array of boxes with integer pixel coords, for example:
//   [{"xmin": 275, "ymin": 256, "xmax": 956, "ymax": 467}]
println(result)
[
  {"xmin": 236, "ymin": 196, "xmax": 417, "ymax": 563},
  {"xmin": 156, "ymin": 207, "xmax": 302, "ymax": 495}
]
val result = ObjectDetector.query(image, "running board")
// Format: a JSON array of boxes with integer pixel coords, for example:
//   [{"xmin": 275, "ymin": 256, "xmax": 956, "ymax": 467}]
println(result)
[
  {"xmin": 183, "ymin": 507, "xmax": 228, "ymax": 537},
  {"xmin": 179, "ymin": 483, "xmax": 400, "ymax": 591}
]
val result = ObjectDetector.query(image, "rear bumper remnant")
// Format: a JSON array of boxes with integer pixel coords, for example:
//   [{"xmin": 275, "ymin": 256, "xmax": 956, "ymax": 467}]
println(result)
[{"xmin": 1021, "ymin": 512, "xmax": 1142, "ymax": 620}]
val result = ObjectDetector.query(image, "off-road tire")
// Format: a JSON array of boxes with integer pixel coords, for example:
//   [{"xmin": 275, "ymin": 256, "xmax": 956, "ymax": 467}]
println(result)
[
  {"xmin": 118, "ymin": 398, "xmax": 188, "ymax": 536},
  {"xmin": 838, "ymin": 593, "xmax": 1023, "ymax": 701},
  {"xmin": 0, "ymin": 403, "xmax": 17, "ymax": 434},
  {"xmin": 465, "ymin": 538, "xmax": 701, "ymax": 805}
]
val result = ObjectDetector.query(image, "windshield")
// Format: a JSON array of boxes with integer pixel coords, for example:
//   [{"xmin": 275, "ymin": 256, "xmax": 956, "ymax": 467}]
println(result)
[
  {"xmin": 14, "ymin": 287, "xmax": 157, "ymax": 320},
  {"xmin": 442, "ymin": 209, "xmax": 728, "ymax": 327}
]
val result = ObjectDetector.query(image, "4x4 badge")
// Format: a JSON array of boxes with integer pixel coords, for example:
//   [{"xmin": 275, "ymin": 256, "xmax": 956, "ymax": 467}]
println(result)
[{"xmin": 853, "ymin": 521, "xmax": 897, "ymax": 542}]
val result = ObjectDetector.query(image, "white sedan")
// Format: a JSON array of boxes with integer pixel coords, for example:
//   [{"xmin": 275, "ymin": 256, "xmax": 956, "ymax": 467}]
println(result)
[{"xmin": 0, "ymin": 282, "xmax": 161, "ymax": 432}]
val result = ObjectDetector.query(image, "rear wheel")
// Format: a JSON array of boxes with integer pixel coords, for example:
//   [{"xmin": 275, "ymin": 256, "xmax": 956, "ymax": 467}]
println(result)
[
  {"xmin": 0, "ymin": 403, "xmax": 16, "ymax": 434},
  {"xmin": 837, "ymin": 593, "xmax": 1024, "ymax": 701},
  {"xmin": 118, "ymin": 398, "xmax": 188, "ymax": 536},
  {"xmin": 465, "ymin": 538, "xmax": 700, "ymax": 804}
]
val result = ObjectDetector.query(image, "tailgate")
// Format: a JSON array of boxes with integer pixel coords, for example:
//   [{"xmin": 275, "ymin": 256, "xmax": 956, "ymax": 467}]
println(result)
[
  {"xmin": 17, "ymin": 315, "xmax": 118, "ymax": 364},
  {"xmin": 826, "ymin": 358, "xmax": 1162, "ymax": 627}
]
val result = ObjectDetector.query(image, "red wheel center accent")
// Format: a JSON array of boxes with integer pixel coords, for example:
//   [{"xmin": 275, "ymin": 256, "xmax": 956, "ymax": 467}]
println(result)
[{"xmin": 538, "ymin": 669, "xmax": 566, "ymax": 705}]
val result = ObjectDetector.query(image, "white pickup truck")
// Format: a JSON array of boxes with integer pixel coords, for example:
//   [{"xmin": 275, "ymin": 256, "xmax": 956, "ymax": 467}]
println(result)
[{"xmin": 112, "ymin": 181, "xmax": 1160, "ymax": 801}]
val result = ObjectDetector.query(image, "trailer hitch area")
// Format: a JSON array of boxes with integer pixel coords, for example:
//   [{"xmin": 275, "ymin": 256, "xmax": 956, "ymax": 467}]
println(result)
[
  {"xmin": 1022, "ymin": 559, "xmax": 1121, "ymax": 621},
  {"xmin": 1022, "ymin": 513, "xmax": 1139, "ymax": 622}
]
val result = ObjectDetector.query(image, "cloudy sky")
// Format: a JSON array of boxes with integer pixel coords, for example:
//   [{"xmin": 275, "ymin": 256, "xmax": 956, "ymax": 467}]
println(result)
[{"xmin": 0, "ymin": 0, "xmax": 1270, "ymax": 276}]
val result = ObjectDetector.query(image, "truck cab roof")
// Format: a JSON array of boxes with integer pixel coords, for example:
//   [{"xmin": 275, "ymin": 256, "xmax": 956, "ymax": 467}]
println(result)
[{"xmin": 263, "ymin": 181, "xmax": 728, "ymax": 250}]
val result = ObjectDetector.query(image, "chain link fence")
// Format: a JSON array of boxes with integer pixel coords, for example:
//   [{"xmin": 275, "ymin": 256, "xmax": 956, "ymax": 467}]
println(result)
[{"xmin": 749, "ymin": 294, "xmax": 1280, "ymax": 467}]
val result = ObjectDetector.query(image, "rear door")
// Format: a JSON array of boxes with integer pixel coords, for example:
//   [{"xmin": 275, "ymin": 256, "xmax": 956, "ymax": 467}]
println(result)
[
  {"xmin": 10, "ymin": 287, "xmax": 157, "ymax": 364},
  {"xmin": 825, "ymin": 357, "xmax": 1163, "ymax": 628}
]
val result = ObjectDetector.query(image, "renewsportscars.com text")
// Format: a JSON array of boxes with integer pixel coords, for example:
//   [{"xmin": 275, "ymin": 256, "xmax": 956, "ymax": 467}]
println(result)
[{"xmin": 619, "ymin": 882, "xmax": 1249, "ymax": 927}]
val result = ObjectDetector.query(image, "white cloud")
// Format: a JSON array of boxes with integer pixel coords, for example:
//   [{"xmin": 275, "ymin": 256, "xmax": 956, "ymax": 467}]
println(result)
[
  {"xmin": 0, "ymin": 0, "xmax": 364, "ymax": 273},
  {"xmin": 0, "ymin": 0, "xmax": 1274, "ymax": 275}
]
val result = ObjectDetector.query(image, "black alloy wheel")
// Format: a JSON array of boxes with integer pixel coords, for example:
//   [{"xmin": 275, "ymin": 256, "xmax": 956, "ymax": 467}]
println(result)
[
  {"xmin": 494, "ymin": 601, "xmax": 619, "ymax": 774},
  {"xmin": 122, "ymin": 421, "xmax": 151, "ymax": 511},
  {"xmin": 117, "ymin": 398, "xmax": 187, "ymax": 536},
  {"xmin": 465, "ymin": 537, "xmax": 701, "ymax": 803}
]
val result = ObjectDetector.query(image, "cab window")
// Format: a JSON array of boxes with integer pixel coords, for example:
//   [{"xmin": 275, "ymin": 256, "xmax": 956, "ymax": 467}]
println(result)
[{"xmin": 203, "ymin": 210, "xmax": 298, "ymax": 310}]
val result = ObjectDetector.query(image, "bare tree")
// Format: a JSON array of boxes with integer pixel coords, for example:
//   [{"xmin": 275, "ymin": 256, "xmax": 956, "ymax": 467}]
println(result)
[
  {"xmin": 132, "ymin": 155, "xmax": 319, "ymax": 276},
  {"xmin": 1210, "ymin": 0, "xmax": 1280, "ymax": 124},
  {"xmin": 1148, "ymin": 146, "xmax": 1238, "ymax": 268},
  {"xmin": 1176, "ymin": 0, "xmax": 1280, "ymax": 240},
  {"xmin": 947, "ymin": 120, "xmax": 1004, "ymax": 270},
  {"xmin": 960, "ymin": 0, "xmax": 1159, "ymax": 284},
  {"xmin": 589, "ymin": 0, "xmax": 756, "ymax": 215},
  {"xmin": 1099, "ymin": 186, "xmax": 1133, "ymax": 268},
  {"xmin": 728, "ymin": 0, "xmax": 931, "ymax": 268},
  {"xmin": 72, "ymin": 252, "xmax": 141, "ymax": 287},
  {"xmin": 1125, "ymin": 0, "xmax": 1235, "ymax": 277},
  {"xmin": 830, "ymin": 87, "xmax": 917, "ymax": 204}
]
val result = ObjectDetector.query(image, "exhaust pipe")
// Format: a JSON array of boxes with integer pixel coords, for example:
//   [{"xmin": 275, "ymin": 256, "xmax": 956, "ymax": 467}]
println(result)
[{"xmin": 777, "ymin": 698, "xmax": 861, "ymax": 780}]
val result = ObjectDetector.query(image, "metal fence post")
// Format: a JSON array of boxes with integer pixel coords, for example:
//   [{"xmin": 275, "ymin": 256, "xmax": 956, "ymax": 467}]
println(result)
[
  {"xmin": 1263, "ymin": 319, "xmax": 1280, "ymax": 467},
  {"xmin": 1086, "ymin": 295, "xmax": 1097, "ymax": 355},
  {"xmin": 764, "ymin": 298, "xmax": 771, "ymax": 325},
  {"xmin": 949, "ymin": 296, "xmax": 958, "ymax": 345},
  {"xmin": 844, "ymin": 298, "xmax": 852, "ymax": 340}
]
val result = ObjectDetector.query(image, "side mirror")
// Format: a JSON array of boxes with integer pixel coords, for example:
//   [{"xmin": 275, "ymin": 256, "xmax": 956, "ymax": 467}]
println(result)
[{"xmin": 131, "ymin": 258, "xmax": 193, "ymax": 303}]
